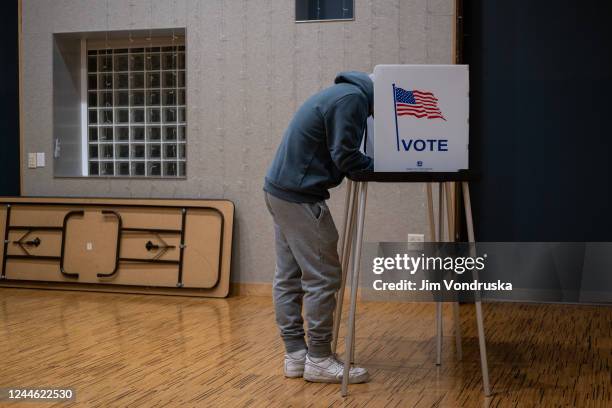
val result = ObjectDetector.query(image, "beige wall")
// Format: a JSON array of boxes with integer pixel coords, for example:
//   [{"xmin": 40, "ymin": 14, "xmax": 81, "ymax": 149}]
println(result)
[{"xmin": 21, "ymin": 0, "xmax": 455, "ymax": 283}]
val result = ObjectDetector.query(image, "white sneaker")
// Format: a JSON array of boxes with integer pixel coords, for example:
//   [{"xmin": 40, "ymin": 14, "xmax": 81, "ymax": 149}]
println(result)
[
  {"xmin": 284, "ymin": 353, "xmax": 306, "ymax": 378},
  {"xmin": 303, "ymin": 354, "xmax": 370, "ymax": 384}
]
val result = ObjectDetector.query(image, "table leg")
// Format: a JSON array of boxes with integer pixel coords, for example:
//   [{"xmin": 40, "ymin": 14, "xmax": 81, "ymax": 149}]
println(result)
[
  {"xmin": 332, "ymin": 180, "xmax": 357, "ymax": 354},
  {"xmin": 341, "ymin": 181, "xmax": 368, "ymax": 397},
  {"xmin": 462, "ymin": 181, "xmax": 491, "ymax": 397}
]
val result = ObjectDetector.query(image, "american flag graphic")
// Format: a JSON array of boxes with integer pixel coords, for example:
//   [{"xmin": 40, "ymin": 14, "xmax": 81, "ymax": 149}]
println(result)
[{"xmin": 394, "ymin": 86, "xmax": 446, "ymax": 120}]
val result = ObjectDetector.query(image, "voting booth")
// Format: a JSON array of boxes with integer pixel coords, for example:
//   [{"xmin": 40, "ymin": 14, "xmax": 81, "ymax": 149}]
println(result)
[
  {"xmin": 373, "ymin": 64, "xmax": 469, "ymax": 172},
  {"xmin": 339, "ymin": 65, "xmax": 490, "ymax": 397}
]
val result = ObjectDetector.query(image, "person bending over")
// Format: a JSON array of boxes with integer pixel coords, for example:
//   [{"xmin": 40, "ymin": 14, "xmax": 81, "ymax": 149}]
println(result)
[{"xmin": 263, "ymin": 71, "xmax": 373, "ymax": 384}]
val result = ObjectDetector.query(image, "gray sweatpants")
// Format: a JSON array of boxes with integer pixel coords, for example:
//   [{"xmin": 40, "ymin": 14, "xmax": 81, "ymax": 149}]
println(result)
[{"xmin": 264, "ymin": 191, "xmax": 341, "ymax": 358}]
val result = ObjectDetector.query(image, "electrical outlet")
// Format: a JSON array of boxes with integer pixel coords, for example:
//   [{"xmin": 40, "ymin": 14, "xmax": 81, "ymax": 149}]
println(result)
[
  {"xmin": 86, "ymin": 242, "xmax": 93, "ymax": 251},
  {"xmin": 407, "ymin": 233, "xmax": 425, "ymax": 243},
  {"xmin": 28, "ymin": 153, "xmax": 37, "ymax": 169}
]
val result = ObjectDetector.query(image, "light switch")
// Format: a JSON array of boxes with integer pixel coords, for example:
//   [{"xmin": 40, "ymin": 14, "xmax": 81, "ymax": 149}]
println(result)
[
  {"xmin": 28, "ymin": 153, "xmax": 37, "ymax": 169},
  {"xmin": 36, "ymin": 152, "xmax": 45, "ymax": 167}
]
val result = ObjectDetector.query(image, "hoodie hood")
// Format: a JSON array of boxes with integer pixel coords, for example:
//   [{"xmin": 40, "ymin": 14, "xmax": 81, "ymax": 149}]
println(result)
[
  {"xmin": 264, "ymin": 70, "xmax": 374, "ymax": 203},
  {"xmin": 334, "ymin": 71, "xmax": 373, "ymax": 113}
]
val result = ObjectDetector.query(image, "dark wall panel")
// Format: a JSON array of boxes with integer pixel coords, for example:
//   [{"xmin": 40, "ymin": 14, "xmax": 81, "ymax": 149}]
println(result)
[
  {"xmin": 0, "ymin": 1, "xmax": 20, "ymax": 196},
  {"xmin": 465, "ymin": 1, "xmax": 612, "ymax": 241}
]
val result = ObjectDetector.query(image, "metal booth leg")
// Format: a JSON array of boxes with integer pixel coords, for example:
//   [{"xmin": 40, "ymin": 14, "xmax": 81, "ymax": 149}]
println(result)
[
  {"xmin": 426, "ymin": 183, "xmax": 436, "ymax": 241},
  {"xmin": 349, "ymin": 213, "xmax": 359, "ymax": 363},
  {"xmin": 435, "ymin": 183, "xmax": 444, "ymax": 365},
  {"xmin": 341, "ymin": 181, "xmax": 368, "ymax": 397},
  {"xmin": 427, "ymin": 183, "xmax": 446, "ymax": 363},
  {"xmin": 462, "ymin": 181, "xmax": 491, "ymax": 396},
  {"xmin": 332, "ymin": 180, "xmax": 356, "ymax": 354},
  {"xmin": 452, "ymin": 301, "xmax": 463, "ymax": 360},
  {"xmin": 435, "ymin": 182, "xmax": 464, "ymax": 364},
  {"xmin": 445, "ymin": 182, "xmax": 463, "ymax": 361},
  {"xmin": 343, "ymin": 193, "xmax": 360, "ymax": 364}
]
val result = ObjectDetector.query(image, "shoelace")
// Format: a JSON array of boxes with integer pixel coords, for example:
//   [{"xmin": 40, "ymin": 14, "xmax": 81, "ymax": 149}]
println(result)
[
  {"xmin": 308, "ymin": 353, "xmax": 351, "ymax": 370},
  {"xmin": 326, "ymin": 353, "xmax": 347, "ymax": 371}
]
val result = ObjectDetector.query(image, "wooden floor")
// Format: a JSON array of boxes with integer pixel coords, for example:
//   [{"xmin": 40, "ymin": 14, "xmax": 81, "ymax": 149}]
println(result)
[{"xmin": 0, "ymin": 288, "xmax": 610, "ymax": 407}]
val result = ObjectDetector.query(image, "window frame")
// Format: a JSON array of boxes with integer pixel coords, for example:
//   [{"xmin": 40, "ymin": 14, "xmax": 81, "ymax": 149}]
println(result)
[
  {"xmin": 295, "ymin": 0, "xmax": 356, "ymax": 23},
  {"xmin": 80, "ymin": 37, "xmax": 187, "ymax": 178}
]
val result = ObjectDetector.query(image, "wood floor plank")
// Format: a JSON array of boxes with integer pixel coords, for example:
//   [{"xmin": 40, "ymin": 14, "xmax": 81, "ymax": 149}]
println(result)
[{"xmin": 0, "ymin": 288, "xmax": 610, "ymax": 407}]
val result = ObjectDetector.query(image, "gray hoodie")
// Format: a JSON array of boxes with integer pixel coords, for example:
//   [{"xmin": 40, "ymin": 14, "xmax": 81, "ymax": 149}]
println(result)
[{"xmin": 263, "ymin": 71, "xmax": 373, "ymax": 203}]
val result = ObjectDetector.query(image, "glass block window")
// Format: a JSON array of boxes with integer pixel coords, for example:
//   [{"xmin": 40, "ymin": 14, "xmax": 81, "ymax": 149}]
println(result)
[
  {"xmin": 296, "ymin": 0, "xmax": 354, "ymax": 22},
  {"xmin": 87, "ymin": 45, "xmax": 186, "ymax": 177}
]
